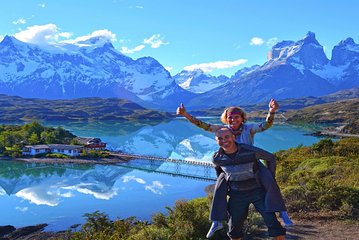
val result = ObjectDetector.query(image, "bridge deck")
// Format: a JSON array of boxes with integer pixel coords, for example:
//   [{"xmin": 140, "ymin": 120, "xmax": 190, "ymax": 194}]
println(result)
[{"xmin": 112, "ymin": 152, "xmax": 214, "ymax": 167}]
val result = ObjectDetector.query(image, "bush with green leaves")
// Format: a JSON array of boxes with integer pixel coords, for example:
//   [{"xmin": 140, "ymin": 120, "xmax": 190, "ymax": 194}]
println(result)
[
  {"xmin": 277, "ymin": 137, "xmax": 359, "ymax": 218},
  {"xmin": 80, "ymin": 150, "xmax": 110, "ymax": 158}
]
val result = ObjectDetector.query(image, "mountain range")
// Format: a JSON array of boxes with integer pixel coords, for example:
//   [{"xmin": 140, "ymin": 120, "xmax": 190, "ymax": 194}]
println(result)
[{"xmin": 0, "ymin": 31, "xmax": 358, "ymax": 110}]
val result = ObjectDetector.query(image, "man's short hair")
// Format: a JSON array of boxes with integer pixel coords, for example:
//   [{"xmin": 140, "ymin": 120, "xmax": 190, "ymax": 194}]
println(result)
[{"xmin": 215, "ymin": 126, "xmax": 235, "ymax": 136}]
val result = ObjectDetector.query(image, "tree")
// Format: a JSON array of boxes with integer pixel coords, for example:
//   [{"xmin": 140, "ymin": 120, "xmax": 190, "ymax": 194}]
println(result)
[
  {"xmin": 40, "ymin": 131, "xmax": 56, "ymax": 144},
  {"xmin": 28, "ymin": 133, "xmax": 39, "ymax": 145}
]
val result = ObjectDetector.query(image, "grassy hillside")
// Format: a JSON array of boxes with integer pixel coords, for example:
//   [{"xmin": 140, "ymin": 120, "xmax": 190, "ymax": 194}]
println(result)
[
  {"xmin": 0, "ymin": 94, "xmax": 173, "ymax": 121},
  {"xmin": 276, "ymin": 137, "xmax": 359, "ymax": 216}
]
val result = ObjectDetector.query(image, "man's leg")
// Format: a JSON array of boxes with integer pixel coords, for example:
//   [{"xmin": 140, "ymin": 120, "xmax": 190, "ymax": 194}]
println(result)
[
  {"xmin": 251, "ymin": 188, "xmax": 286, "ymax": 238},
  {"xmin": 227, "ymin": 190, "xmax": 250, "ymax": 240}
]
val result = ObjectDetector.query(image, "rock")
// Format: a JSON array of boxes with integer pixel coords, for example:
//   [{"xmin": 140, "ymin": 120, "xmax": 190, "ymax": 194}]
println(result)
[
  {"xmin": 3, "ymin": 224, "xmax": 47, "ymax": 239},
  {"xmin": 0, "ymin": 225, "xmax": 16, "ymax": 237}
]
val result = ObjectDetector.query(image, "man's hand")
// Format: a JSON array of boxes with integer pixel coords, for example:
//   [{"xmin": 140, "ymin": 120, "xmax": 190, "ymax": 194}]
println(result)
[
  {"xmin": 176, "ymin": 103, "xmax": 187, "ymax": 115},
  {"xmin": 268, "ymin": 99, "xmax": 279, "ymax": 113}
]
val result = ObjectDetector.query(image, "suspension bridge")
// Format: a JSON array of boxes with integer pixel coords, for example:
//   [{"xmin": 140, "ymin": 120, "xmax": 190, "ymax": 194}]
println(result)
[
  {"xmin": 13, "ymin": 152, "xmax": 218, "ymax": 181},
  {"xmin": 111, "ymin": 152, "xmax": 217, "ymax": 181}
]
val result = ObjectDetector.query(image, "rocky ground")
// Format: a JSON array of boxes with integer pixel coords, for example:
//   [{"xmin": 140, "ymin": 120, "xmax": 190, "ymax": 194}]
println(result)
[
  {"xmin": 211, "ymin": 218, "xmax": 359, "ymax": 240},
  {"xmin": 1, "ymin": 219, "xmax": 358, "ymax": 239}
]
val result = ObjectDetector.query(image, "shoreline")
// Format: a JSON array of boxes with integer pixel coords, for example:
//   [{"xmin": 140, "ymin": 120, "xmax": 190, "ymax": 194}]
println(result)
[
  {"xmin": 1, "ymin": 154, "xmax": 131, "ymax": 165},
  {"xmin": 306, "ymin": 130, "xmax": 359, "ymax": 138}
]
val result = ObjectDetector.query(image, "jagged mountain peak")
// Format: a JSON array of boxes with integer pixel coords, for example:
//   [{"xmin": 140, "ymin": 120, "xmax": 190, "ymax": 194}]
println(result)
[
  {"xmin": 77, "ymin": 36, "xmax": 110, "ymax": 45},
  {"xmin": 331, "ymin": 37, "xmax": 359, "ymax": 67},
  {"xmin": 0, "ymin": 35, "xmax": 28, "ymax": 49},
  {"xmin": 231, "ymin": 65, "xmax": 260, "ymax": 79},
  {"xmin": 135, "ymin": 56, "xmax": 168, "ymax": 71},
  {"xmin": 173, "ymin": 69, "xmax": 229, "ymax": 94},
  {"xmin": 339, "ymin": 37, "xmax": 356, "ymax": 46},
  {"xmin": 300, "ymin": 31, "xmax": 320, "ymax": 45},
  {"xmin": 1, "ymin": 35, "xmax": 15, "ymax": 44},
  {"xmin": 266, "ymin": 31, "xmax": 328, "ymax": 69},
  {"xmin": 176, "ymin": 69, "xmax": 206, "ymax": 77}
]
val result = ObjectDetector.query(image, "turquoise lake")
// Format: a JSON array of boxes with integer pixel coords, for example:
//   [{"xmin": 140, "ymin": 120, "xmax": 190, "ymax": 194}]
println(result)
[{"xmin": 0, "ymin": 118, "xmax": 321, "ymax": 230}]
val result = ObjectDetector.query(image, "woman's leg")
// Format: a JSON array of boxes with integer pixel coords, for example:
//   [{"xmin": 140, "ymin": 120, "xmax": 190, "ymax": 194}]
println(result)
[
  {"xmin": 258, "ymin": 162, "xmax": 293, "ymax": 225},
  {"xmin": 209, "ymin": 172, "xmax": 229, "ymax": 221}
]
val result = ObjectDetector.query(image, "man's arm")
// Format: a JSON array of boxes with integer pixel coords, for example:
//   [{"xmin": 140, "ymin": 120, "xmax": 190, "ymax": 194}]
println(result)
[
  {"xmin": 241, "ymin": 144, "xmax": 277, "ymax": 177},
  {"xmin": 214, "ymin": 165, "xmax": 224, "ymax": 177},
  {"xmin": 176, "ymin": 103, "xmax": 221, "ymax": 132}
]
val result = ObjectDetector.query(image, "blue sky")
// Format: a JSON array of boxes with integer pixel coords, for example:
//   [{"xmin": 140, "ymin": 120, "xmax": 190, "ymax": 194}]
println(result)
[{"xmin": 0, "ymin": 0, "xmax": 358, "ymax": 77}]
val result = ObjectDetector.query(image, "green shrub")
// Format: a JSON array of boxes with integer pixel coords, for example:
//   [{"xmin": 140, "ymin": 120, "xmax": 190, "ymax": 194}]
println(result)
[
  {"xmin": 45, "ymin": 153, "xmax": 70, "ymax": 158},
  {"xmin": 80, "ymin": 150, "xmax": 110, "ymax": 158}
]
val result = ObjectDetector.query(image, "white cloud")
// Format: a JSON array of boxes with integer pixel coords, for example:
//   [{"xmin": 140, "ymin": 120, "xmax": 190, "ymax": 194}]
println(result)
[
  {"xmin": 12, "ymin": 18, "xmax": 26, "ymax": 25},
  {"xmin": 62, "ymin": 184, "xmax": 118, "ymax": 200},
  {"xmin": 184, "ymin": 59, "xmax": 248, "ymax": 73},
  {"xmin": 165, "ymin": 66, "xmax": 173, "ymax": 72},
  {"xmin": 119, "ymin": 33, "xmax": 167, "ymax": 55},
  {"xmin": 250, "ymin": 37, "xmax": 264, "ymax": 46},
  {"xmin": 122, "ymin": 175, "xmax": 146, "ymax": 184},
  {"xmin": 15, "ymin": 206, "xmax": 29, "ymax": 212},
  {"xmin": 135, "ymin": 6, "xmax": 144, "ymax": 9},
  {"xmin": 13, "ymin": 24, "xmax": 60, "ymax": 44},
  {"xmin": 144, "ymin": 34, "xmax": 167, "ymax": 48},
  {"xmin": 0, "ymin": 35, "xmax": 4, "ymax": 42},
  {"xmin": 60, "ymin": 192, "xmax": 73, "ymax": 198},
  {"xmin": 266, "ymin": 37, "xmax": 279, "ymax": 48},
  {"xmin": 16, "ymin": 188, "xmax": 60, "ymax": 206},
  {"xmin": 67, "ymin": 29, "xmax": 116, "ymax": 44},
  {"xmin": 121, "ymin": 44, "xmax": 145, "ymax": 54},
  {"xmin": 145, "ymin": 181, "xmax": 169, "ymax": 195},
  {"xmin": 13, "ymin": 24, "xmax": 116, "ymax": 46},
  {"xmin": 38, "ymin": 3, "xmax": 46, "ymax": 8},
  {"xmin": 58, "ymin": 32, "xmax": 72, "ymax": 39}
]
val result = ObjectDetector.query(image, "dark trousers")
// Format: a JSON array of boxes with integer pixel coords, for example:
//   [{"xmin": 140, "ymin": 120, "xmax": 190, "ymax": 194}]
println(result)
[
  {"xmin": 209, "ymin": 172, "xmax": 228, "ymax": 221},
  {"xmin": 227, "ymin": 187, "xmax": 286, "ymax": 239},
  {"xmin": 209, "ymin": 163, "xmax": 286, "ymax": 221}
]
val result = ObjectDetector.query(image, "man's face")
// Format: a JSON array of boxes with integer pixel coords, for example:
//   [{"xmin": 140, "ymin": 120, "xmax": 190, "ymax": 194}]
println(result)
[
  {"xmin": 226, "ymin": 113, "xmax": 243, "ymax": 130},
  {"xmin": 215, "ymin": 128, "xmax": 236, "ymax": 150}
]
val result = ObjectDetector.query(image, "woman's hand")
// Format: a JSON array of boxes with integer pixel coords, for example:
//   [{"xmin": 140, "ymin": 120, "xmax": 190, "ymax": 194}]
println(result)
[
  {"xmin": 176, "ymin": 103, "xmax": 187, "ymax": 115},
  {"xmin": 269, "ymin": 99, "xmax": 279, "ymax": 113}
]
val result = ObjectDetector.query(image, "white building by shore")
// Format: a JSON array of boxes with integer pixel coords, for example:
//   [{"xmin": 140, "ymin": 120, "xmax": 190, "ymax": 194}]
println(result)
[{"xmin": 22, "ymin": 144, "xmax": 83, "ymax": 157}]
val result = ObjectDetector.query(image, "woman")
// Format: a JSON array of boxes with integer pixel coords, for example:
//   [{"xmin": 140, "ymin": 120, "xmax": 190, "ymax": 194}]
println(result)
[{"xmin": 176, "ymin": 99, "xmax": 292, "ymax": 238}]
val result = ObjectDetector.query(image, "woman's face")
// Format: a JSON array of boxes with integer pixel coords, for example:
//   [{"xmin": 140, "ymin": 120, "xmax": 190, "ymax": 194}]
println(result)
[{"xmin": 226, "ymin": 113, "xmax": 243, "ymax": 130}]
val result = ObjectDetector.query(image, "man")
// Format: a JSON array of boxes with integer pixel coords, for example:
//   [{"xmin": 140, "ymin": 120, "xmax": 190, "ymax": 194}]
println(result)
[{"xmin": 212, "ymin": 127, "xmax": 286, "ymax": 240}]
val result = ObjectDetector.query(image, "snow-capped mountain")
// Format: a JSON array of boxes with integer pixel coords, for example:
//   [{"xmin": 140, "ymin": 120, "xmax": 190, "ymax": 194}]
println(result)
[
  {"xmin": 0, "ymin": 32, "xmax": 358, "ymax": 110},
  {"xmin": 265, "ymin": 31, "xmax": 329, "ymax": 70},
  {"xmin": 0, "ymin": 35, "xmax": 194, "ymax": 109},
  {"xmin": 312, "ymin": 37, "xmax": 359, "ymax": 89},
  {"xmin": 230, "ymin": 65, "xmax": 260, "ymax": 80},
  {"xmin": 186, "ymin": 32, "xmax": 359, "ymax": 108},
  {"xmin": 173, "ymin": 69, "xmax": 230, "ymax": 93}
]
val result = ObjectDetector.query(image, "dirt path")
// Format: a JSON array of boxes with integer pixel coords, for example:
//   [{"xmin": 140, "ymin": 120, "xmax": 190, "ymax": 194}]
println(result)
[
  {"xmin": 212, "ymin": 219, "xmax": 359, "ymax": 240},
  {"xmin": 248, "ymin": 219, "xmax": 359, "ymax": 240},
  {"xmin": 283, "ymin": 219, "xmax": 358, "ymax": 240}
]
